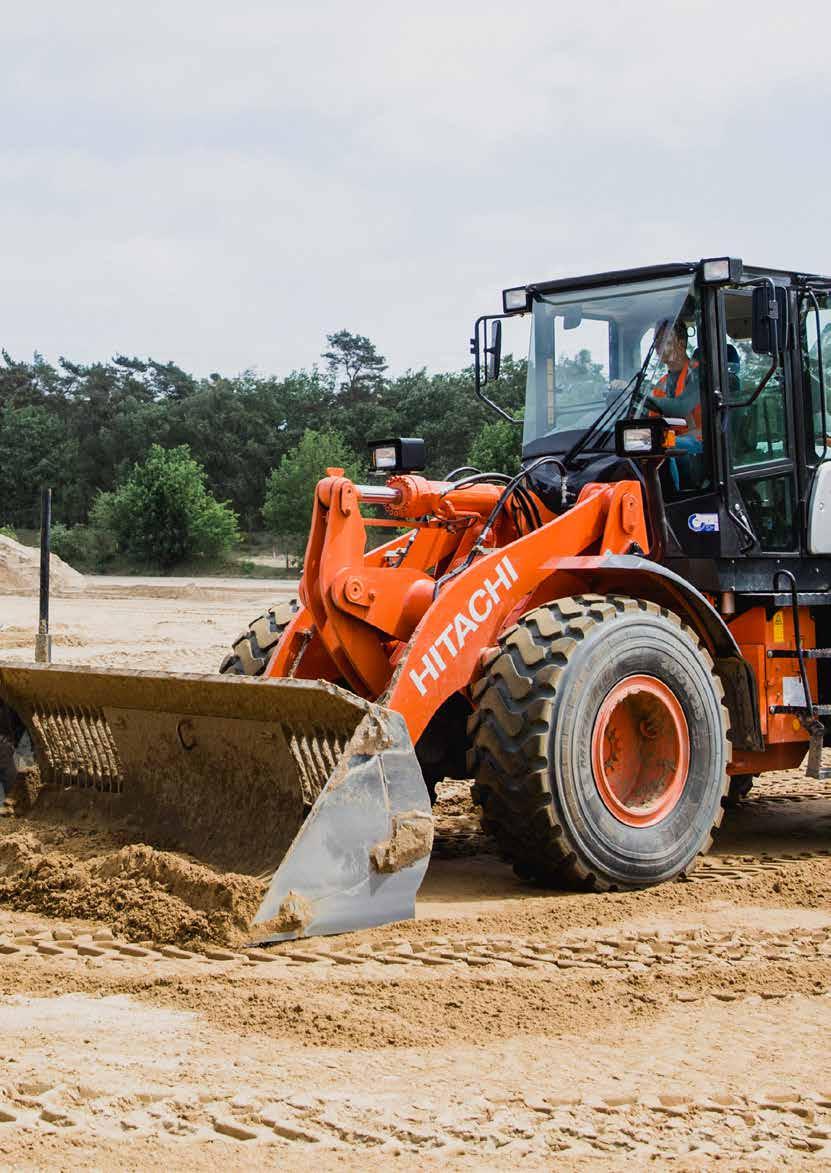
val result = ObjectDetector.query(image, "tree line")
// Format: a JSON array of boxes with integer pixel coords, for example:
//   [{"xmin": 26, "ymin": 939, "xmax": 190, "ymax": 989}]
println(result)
[{"xmin": 0, "ymin": 332, "xmax": 527, "ymax": 568}]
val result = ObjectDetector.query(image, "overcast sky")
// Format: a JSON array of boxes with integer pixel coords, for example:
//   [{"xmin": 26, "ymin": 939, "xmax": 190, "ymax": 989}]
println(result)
[{"xmin": 1, "ymin": 1, "xmax": 829, "ymax": 379}]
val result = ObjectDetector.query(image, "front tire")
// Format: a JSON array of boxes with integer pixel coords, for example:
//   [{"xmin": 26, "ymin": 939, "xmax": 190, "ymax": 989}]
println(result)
[{"xmin": 468, "ymin": 595, "xmax": 730, "ymax": 890}]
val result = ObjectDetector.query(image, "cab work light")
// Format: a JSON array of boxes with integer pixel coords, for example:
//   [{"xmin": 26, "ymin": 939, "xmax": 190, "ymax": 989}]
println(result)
[
  {"xmin": 701, "ymin": 256, "xmax": 743, "ymax": 283},
  {"xmin": 502, "ymin": 286, "xmax": 530, "ymax": 313}
]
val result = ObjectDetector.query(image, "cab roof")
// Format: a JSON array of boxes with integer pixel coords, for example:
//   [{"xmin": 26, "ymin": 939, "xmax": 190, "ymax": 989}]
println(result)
[{"xmin": 520, "ymin": 259, "xmax": 831, "ymax": 299}]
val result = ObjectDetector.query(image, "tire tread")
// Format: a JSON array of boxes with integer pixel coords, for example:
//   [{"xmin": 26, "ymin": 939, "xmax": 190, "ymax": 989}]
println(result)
[
  {"xmin": 467, "ymin": 594, "xmax": 732, "ymax": 891},
  {"xmin": 219, "ymin": 599, "xmax": 299, "ymax": 676}
]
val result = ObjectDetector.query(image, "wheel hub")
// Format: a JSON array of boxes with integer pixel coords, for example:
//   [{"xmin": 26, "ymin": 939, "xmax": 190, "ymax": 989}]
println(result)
[{"xmin": 591, "ymin": 675, "xmax": 689, "ymax": 827}]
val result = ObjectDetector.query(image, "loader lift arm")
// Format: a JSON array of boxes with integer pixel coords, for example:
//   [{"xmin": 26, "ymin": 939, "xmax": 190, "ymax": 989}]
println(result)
[{"xmin": 266, "ymin": 472, "xmax": 650, "ymax": 742}]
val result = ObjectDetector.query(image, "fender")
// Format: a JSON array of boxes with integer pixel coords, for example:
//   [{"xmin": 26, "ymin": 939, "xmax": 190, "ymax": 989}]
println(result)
[{"xmin": 527, "ymin": 554, "xmax": 763, "ymax": 753}]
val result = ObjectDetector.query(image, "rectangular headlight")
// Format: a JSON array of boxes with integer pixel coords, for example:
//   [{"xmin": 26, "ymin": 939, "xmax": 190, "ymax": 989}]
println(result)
[
  {"xmin": 502, "ymin": 286, "xmax": 529, "ymax": 313},
  {"xmin": 701, "ymin": 256, "xmax": 743, "ymax": 283},
  {"xmin": 621, "ymin": 427, "xmax": 654, "ymax": 453},
  {"xmin": 368, "ymin": 437, "xmax": 426, "ymax": 473},
  {"xmin": 370, "ymin": 444, "xmax": 398, "ymax": 471},
  {"xmin": 614, "ymin": 417, "xmax": 675, "ymax": 460}
]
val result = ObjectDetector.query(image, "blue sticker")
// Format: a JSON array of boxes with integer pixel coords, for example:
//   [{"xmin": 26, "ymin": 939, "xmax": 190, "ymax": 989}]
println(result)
[{"xmin": 688, "ymin": 513, "xmax": 719, "ymax": 533}]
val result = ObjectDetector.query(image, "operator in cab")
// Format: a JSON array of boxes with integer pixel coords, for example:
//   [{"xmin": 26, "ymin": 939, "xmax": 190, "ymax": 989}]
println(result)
[{"xmin": 646, "ymin": 317, "xmax": 702, "ymax": 456}]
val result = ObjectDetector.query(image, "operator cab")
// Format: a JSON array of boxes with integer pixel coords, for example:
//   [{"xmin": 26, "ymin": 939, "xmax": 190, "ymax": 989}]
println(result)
[{"xmin": 474, "ymin": 257, "xmax": 831, "ymax": 603}]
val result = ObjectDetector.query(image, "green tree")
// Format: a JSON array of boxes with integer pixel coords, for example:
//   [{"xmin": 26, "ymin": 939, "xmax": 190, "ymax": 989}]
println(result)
[
  {"xmin": 167, "ymin": 368, "xmax": 332, "ymax": 530},
  {"xmin": 469, "ymin": 420, "xmax": 522, "ymax": 476},
  {"xmin": 263, "ymin": 429, "xmax": 363, "ymax": 548},
  {"xmin": 96, "ymin": 444, "xmax": 239, "ymax": 568},
  {"xmin": 322, "ymin": 331, "xmax": 387, "ymax": 402},
  {"xmin": 0, "ymin": 337, "xmax": 530, "ymax": 535},
  {"xmin": 0, "ymin": 404, "xmax": 75, "ymax": 527},
  {"xmin": 377, "ymin": 355, "xmax": 527, "ymax": 479}
]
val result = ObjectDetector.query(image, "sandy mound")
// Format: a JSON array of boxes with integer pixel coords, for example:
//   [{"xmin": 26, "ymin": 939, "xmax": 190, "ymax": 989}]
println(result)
[
  {"xmin": 0, "ymin": 818, "xmax": 265, "ymax": 948},
  {"xmin": 0, "ymin": 536, "xmax": 85, "ymax": 596}
]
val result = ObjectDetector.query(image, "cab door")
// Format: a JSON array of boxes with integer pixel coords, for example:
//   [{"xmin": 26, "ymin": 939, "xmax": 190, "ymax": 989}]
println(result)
[{"xmin": 719, "ymin": 286, "xmax": 800, "ymax": 555}]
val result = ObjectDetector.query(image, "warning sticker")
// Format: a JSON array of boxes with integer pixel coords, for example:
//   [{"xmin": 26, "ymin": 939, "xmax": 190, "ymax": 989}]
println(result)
[
  {"xmin": 782, "ymin": 676, "xmax": 806, "ymax": 707},
  {"xmin": 772, "ymin": 610, "xmax": 785, "ymax": 643}
]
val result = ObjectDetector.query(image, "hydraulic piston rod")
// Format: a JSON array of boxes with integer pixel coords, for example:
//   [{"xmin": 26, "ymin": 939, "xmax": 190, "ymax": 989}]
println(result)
[{"xmin": 355, "ymin": 485, "xmax": 404, "ymax": 505}]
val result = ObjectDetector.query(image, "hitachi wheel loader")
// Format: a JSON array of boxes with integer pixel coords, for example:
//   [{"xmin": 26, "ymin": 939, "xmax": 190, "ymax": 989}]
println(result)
[{"xmin": 3, "ymin": 256, "xmax": 831, "ymax": 942}]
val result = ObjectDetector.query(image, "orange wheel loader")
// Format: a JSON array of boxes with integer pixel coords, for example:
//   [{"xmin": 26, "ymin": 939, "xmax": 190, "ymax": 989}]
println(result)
[{"xmin": 3, "ymin": 256, "xmax": 831, "ymax": 942}]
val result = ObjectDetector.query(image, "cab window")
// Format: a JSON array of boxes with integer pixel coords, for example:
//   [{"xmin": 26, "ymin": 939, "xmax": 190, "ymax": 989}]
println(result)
[
  {"xmin": 722, "ymin": 287, "xmax": 796, "ymax": 551},
  {"xmin": 723, "ymin": 290, "xmax": 789, "ymax": 468}
]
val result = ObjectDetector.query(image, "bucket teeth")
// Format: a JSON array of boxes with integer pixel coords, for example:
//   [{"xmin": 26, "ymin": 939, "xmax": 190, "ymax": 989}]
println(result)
[
  {"xmin": 286, "ymin": 727, "xmax": 349, "ymax": 807},
  {"xmin": 31, "ymin": 705, "xmax": 123, "ymax": 792}
]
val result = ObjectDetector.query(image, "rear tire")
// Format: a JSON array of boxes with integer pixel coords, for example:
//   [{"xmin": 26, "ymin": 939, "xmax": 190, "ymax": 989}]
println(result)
[
  {"xmin": 468, "ymin": 595, "xmax": 731, "ymax": 890},
  {"xmin": 219, "ymin": 600, "xmax": 299, "ymax": 676}
]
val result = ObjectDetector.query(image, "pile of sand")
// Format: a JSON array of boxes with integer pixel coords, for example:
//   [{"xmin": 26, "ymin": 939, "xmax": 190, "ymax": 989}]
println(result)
[
  {"xmin": 0, "ymin": 821, "xmax": 264, "ymax": 947},
  {"xmin": 0, "ymin": 535, "xmax": 85, "ymax": 596}
]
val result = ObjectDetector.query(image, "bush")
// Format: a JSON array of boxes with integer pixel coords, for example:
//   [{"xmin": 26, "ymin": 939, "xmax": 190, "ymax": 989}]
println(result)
[
  {"xmin": 0, "ymin": 525, "xmax": 17, "ymax": 541},
  {"xmin": 469, "ymin": 420, "xmax": 522, "ymax": 477},
  {"xmin": 263, "ymin": 429, "xmax": 363, "ymax": 545},
  {"xmin": 50, "ymin": 522, "xmax": 116, "ymax": 572},
  {"xmin": 96, "ymin": 444, "xmax": 240, "ymax": 569}
]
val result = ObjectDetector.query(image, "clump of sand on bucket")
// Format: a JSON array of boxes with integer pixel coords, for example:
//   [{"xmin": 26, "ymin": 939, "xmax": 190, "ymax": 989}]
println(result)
[{"xmin": 0, "ymin": 535, "xmax": 85, "ymax": 596}]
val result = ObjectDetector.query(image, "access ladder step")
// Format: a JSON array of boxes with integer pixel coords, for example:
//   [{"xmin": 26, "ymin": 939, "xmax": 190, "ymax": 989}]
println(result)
[
  {"xmin": 769, "ymin": 705, "xmax": 831, "ymax": 716},
  {"xmin": 807, "ymin": 731, "xmax": 831, "ymax": 782},
  {"xmin": 768, "ymin": 707, "xmax": 831, "ymax": 780},
  {"xmin": 767, "ymin": 648, "xmax": 831, "ymax": 659}
]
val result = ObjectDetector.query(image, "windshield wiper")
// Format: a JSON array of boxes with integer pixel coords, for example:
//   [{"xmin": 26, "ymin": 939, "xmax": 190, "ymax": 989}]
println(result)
[
  {"xmin": 561, "ymin": 337, "xmax": 657, "ymax": 469},
  {"xmin": 622, "ymin": 335, "xmax": 659, "ymax": 419}
]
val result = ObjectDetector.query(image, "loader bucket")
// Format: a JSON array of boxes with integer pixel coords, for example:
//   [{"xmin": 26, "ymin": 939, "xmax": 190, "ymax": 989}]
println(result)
[{"xmin": 0, "ymin": 662, "xmax": 433, "ymax": 942}]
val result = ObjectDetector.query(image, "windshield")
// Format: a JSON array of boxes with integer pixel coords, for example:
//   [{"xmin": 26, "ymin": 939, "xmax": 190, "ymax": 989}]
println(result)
[{"xmin": 523, "ymin": 274, "xmax": 698, "ymax": 452}]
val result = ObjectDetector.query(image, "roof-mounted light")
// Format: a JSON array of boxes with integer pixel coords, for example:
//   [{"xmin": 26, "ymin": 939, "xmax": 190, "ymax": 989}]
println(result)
[
  {"xmin": 701, "ymin": 257, "xmax": 743, "ymax": 284},
  {"xmin": 502, "ymin": 286, "xmax": 530, "ymax": 313}
]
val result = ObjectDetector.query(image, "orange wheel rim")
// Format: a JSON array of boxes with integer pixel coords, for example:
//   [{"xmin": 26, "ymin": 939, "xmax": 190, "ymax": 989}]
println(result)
[{"xmin": 590, "ymin": 675, "xmax": 689, "ymax": 827}]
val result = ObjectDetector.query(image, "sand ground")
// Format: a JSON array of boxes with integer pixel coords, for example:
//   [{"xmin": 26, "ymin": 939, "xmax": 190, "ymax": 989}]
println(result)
[{"xmin": 0, "ymin": 579, "xmax": 830, "ymax": 1168}]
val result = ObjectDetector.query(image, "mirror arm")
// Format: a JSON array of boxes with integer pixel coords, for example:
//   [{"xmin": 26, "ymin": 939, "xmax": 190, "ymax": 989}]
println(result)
[{"xmin": 474, "ymin": 382, "xmax": 518, "ymax": 424}]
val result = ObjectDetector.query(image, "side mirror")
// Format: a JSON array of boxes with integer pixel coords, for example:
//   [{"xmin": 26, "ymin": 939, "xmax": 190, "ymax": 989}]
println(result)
[
  {"xmin": 470, "ymin": 312, "xmax": 520, "ymax": 424},
  {"xmin": 485, "ymin": 320, "xmax": 502, "ymax": 381},
  {"xmin": 752, "ymin": 284, "xmax": 788, "ymax": 356}
]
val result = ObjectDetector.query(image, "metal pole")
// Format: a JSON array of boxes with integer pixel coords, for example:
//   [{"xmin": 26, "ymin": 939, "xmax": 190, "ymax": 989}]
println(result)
[{"xmin": 35, "ymin": 487, "xmax": 52, "ymax": 664}]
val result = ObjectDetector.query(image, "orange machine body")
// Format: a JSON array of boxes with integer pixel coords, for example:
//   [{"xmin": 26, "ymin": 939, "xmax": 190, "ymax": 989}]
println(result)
[
  {"xmin": 727, "ymin": 604, "xmax": 816, "ymax": 774},
  {"xmin": 265, "ymin": 471, "xmax": 810, "ymax": 773}
]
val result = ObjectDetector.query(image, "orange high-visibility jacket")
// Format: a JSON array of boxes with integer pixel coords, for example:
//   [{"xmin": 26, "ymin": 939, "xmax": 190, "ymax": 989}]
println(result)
[{"xmin": 651, "ymin": 360, "xmax": 702, "ymax": 440}]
